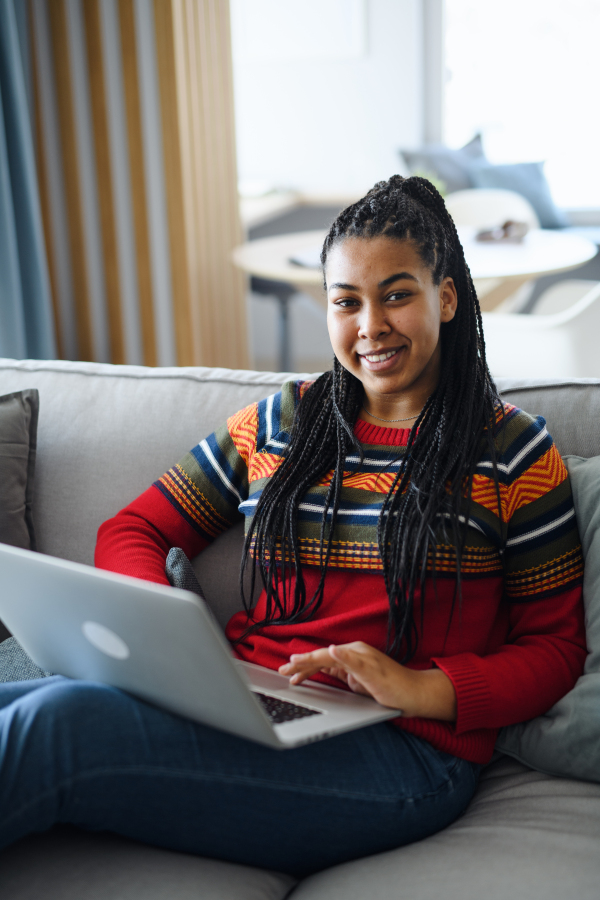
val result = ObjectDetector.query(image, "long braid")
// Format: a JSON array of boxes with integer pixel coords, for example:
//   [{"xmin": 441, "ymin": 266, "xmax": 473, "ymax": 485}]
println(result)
[
  {"xmin": 240, "ymin": 359, "xmax": 363, "ymax": 633},
  {"xmin": 240, "ymin": 175, "xmax": 501, "ymax": 660}
]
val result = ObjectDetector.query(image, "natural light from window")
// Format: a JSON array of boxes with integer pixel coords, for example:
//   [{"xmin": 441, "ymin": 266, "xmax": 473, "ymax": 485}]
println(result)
[{"xmin": 444, "ymin": 0, "xmax": 600, "ymax": 210}]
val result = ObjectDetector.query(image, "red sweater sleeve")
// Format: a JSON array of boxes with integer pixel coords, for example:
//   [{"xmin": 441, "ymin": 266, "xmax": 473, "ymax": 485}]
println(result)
[
  {"xmin": 433, "ymin": 585, "xmax": 587, "ymax": 734},
  {"xmin": 95, "ymin": 485, "xmax": 210, "ymax": 585}
]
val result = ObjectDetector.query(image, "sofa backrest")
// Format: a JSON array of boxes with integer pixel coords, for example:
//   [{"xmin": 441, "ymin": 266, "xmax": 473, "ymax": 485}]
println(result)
[
  {"xmin": 497, "ymin": 378, "xmax": 600, "ymax": 458},
  {"xmin": 0, "ymin": 359, "xmax": 292, "ymax": 563},
  {"xmin": 1, "ymin": 359, "xmax": 600, "ymax": 627}
]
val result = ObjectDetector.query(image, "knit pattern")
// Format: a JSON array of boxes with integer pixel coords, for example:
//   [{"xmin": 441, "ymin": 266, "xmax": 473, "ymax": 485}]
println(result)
[{"xmin": 154, "ymin": 381, "xmax": 583, "ymax": 600}]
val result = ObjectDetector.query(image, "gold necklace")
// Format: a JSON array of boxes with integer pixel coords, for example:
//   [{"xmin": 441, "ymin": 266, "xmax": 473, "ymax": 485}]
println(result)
[{"xmin": 362, "ymin": 405, "xmax": 421, "ymax": 423}]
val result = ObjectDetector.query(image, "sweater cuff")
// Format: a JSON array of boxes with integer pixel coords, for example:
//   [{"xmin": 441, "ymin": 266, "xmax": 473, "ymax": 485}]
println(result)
[{"xmin": 432, "ymin": 653, "xmax": 492, "ymax": 735}]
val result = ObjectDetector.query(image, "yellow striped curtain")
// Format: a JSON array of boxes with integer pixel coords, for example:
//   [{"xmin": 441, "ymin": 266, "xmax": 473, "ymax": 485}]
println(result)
[{"xmin": 28, "ymin": 0, "xmax": 247, "ymax": 368}]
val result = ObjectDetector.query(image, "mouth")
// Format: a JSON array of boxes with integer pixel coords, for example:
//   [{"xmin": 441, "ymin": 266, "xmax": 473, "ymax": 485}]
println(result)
[{"xmin": 359, "ymin": 348, "xmax": 404, "ymax": 370}]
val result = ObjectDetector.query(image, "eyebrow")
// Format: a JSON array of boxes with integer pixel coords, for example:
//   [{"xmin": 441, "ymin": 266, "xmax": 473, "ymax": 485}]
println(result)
[
  {"xmin": 378, "ymin": 272, "xmax": 418, "ymax": 288},
  {"xmin": 328, "ymin": 272, "xmax": 418, "ymax": 292}
]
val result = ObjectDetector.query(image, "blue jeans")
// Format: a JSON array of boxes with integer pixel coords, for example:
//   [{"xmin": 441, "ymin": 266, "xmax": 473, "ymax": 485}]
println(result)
[{"xmin": 0, "ymin": 677, "xmax": 480, "ymax": 876}]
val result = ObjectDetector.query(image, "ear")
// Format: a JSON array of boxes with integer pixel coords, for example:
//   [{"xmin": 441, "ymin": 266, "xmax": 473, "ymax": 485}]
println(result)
[{"xmin": 439, "ymin": 277, "xmax": 458, "ymax": 323}]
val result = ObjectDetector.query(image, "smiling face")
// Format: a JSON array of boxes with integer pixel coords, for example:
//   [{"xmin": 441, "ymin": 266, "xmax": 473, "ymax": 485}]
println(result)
[{"xmin": 326, "ymin": 236, "xmax": 457, "ymax": 421}]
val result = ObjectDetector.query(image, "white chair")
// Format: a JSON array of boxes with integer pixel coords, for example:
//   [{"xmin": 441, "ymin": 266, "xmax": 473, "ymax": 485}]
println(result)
[
  {"xmin": 531, "ymin": 279, "xmax": 598, "ymax": 315},
  {"xmin": 445, "ymin": 188, "xmax": 540, "ymax": 230},
  {"xmin": 482, "ymin": 281, "xmax": 600, "ymax": 378}
]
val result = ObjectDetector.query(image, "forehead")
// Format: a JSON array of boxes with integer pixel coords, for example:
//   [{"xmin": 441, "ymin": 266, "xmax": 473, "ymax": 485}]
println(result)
[{"xmin": 325, "ymin": 236, "xmax": 430, "ymax": 287}]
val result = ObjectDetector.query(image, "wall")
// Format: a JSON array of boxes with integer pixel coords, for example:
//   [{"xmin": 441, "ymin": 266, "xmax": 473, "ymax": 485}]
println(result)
[{"xmin": 231, "ymin": 0, "xmax": 424, "ymax": 197}]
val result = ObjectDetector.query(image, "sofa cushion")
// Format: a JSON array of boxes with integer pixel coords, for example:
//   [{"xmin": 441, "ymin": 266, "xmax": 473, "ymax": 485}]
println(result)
[
  {"xmin": 291, "ymin": 755, "xmax": 600, "ymax": 900},
  {"xmin": 0, "ymin": 388, "xmax": 38, "ymax": 551},
  {"xmin": 0, "ymin": 825, "xmax": 295, "ymax": 900},
  {"xmin": 496, "ymin": 455, "xmax": 600, "ymax": 782}
]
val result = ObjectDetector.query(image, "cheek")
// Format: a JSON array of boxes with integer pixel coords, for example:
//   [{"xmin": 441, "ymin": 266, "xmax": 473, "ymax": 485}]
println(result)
[
  {"xmin": 393, "ymin": 307, "xmax": 441, "ymax": 350},
  {"xmin": 327, "ymin": 314, "xmax": 353, "ymax": 354}
]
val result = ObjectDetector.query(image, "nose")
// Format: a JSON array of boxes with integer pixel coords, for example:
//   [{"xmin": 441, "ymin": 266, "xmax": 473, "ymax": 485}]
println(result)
[{"xmin": 357, "ymin": 303, "xmax": 391, "ymax": 341}]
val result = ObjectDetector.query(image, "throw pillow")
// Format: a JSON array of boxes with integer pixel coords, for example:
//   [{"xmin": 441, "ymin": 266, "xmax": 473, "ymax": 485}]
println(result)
[
  {"xmin": 0, "ymin": 389, "xmax": 39, "ymax": 642},
  {"xmin": 0, "ymin": 389, "xmax": 39, "ymax": 551},
  {"xmin": 0, "ymin": 636, "xmax": 52, "ymax": 682},
  {"xmin": 496, "ymin": 455, "xmax": 600, "ymax": 783},
  {"xmin": 165, "ymin": 546, "xmax": 205, "ymax": 597},
  {"xmin": 400, "ymin": 134, "xmax": 487, "ymax": 194},
  {"xmin": 470, "ymin": 161, "xmax": 568, "ymax": 229}
]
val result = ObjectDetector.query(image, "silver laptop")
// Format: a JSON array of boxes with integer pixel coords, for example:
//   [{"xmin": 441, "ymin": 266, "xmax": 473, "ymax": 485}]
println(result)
[{"xmin": 0, "ymin": 543, "xmax": 401, "ymax": 748}]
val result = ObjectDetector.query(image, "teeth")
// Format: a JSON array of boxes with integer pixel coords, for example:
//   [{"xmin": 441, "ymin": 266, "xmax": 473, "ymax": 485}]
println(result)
[{"xmin": 364, "ymin": 350, "xmax": 397, "ymax": 362}]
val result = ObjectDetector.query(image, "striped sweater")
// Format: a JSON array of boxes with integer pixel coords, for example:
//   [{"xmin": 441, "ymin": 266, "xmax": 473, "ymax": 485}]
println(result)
[{"xmin": 96, "ymin": 380, "xmax": 586, "ymax": 764}]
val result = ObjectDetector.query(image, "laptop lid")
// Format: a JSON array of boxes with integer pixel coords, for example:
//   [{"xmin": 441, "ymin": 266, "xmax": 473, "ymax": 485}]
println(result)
[{"xmin": 0, "ymin": 543, "xmax": 400, "ymax": 748}]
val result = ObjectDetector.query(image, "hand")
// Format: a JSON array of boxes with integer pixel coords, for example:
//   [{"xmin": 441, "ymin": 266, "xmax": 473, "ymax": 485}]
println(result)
[{"xmin": 278, "ymin": 642, "xmax": 457, "ymax": 721}]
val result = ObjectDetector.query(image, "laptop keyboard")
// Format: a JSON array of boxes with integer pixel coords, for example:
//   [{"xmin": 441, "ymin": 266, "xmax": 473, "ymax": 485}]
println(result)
[{"xmin": 253, "ymin": 691, "xmax": 323, "ymax": 725}]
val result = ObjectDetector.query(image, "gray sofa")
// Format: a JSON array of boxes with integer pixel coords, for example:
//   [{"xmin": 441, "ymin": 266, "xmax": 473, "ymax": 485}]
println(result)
[{"xmin": 0, "ymin": 356, "xmax": 599, "ymax": 900}]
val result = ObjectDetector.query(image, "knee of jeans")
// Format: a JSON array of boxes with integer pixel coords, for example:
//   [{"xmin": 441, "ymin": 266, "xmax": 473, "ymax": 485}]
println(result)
[{"xmin": 18, "ymin": 679, "xmax": 127, "ymax": 738}]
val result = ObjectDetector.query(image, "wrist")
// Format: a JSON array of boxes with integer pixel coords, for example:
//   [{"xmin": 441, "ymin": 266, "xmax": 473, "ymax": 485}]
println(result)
[{"xmin": 400, "ymin": 666, "xmax": 457, "ymax": 721}]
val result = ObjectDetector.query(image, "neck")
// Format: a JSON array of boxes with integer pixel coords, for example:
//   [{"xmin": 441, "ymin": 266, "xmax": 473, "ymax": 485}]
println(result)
[{"xmin": 360, "ymin": 397, "xmax": 425, "ymax": 426}]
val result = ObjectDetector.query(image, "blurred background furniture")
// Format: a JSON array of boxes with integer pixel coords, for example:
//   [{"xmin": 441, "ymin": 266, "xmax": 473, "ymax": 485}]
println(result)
[
  {"xmin": 240, "ymin": 201, "xmax": 344, "ymax": 371},
  {"xmin": 233, "ymin": 229, "xmax": 329, "ymax": 372},
  {"xmin": 444, "ymin": 188, "xmax": 540, "ymax": 229},
  {"xmin": 530, "ymin": 280, "xmax": 599, "ymax": 316},
  {"xmin": 482, "ymin": 281, "xmax": 600, "ymax": 378},
  {"xmin": 234, "ymin": 226, "xmax": 596, "ymax": 311},
  {"xmin": 458, "ymin": 226, "xmax": 596, "ymax": 310}
]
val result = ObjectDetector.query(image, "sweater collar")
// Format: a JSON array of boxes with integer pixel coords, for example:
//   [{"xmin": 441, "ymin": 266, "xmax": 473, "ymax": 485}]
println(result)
[{"xmin": 353, "ymin": 418, "xmax": 411, "ymax": 447}]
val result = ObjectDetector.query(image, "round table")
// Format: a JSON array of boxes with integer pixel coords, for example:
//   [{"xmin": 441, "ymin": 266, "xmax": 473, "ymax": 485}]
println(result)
[{"xmin": 233, "ymin": 227, "xmax": 597, "ymax": 367}]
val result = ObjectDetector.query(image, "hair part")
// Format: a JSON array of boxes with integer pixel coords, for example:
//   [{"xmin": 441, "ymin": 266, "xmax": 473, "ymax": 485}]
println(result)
[{"xmin": 240, "ymin": 175, "xmax": 501, "ymax": 661}]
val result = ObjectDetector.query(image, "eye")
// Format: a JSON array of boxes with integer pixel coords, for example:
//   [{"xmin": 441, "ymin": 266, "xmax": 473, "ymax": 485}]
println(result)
[
  {"xmin": 332, "ymin": 297, "xmax": 359, "ymax": 309},
  {"xmin": 386, "ymin": 290, "xmax": 411, "ymax": 302}
]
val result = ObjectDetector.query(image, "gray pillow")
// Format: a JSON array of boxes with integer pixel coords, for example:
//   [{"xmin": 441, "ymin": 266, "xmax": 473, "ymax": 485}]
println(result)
[
  {"xmin": 0, "ymin": 389, "xmax": 39, "ymax": 642},
  {"xmin": 0, "ymin": 636, "xmax": 51, "ymax": 682},
  {"xmin": 0, "ymin": 389, "xmax": 39, "ymax": 551},
  {"xmin": 496, "ymin": 455, "xmax": 600, "ymax": 782},
  {"xmin": 400, "ymin": 134, "xmax": 486, "ymax": 194},
  {"xmin": 166, "ymin": 547, "xmax": 205, "ymax": 597},
  {"xmin": 470, "ymin": 161, "xmax": 569, "ymax": 229}
]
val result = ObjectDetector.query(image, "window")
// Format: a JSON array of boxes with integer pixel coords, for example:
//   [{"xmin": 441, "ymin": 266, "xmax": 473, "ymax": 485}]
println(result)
[{"xmin": 444, "ymin": 0, "xmax": 600, "ymax": 209}]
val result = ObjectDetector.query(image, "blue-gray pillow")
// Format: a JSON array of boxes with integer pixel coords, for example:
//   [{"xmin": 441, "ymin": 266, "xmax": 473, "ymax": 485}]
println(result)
[
  {"xmin": 496, "ymin": 455, "xmax": 600, "ymax": 782},
  {"xmin": 400, "ymin": 134, "xmax": 486, "ymax": 194},
  {"xmin": 470, "ymin": 161, "xmax": 568, "ymax": 229}
]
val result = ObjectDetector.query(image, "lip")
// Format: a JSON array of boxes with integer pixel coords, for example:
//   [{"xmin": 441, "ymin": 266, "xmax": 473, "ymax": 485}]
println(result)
[{"xmin": 359, "ymin": 347, "xmax": 405, "ymax": 371}]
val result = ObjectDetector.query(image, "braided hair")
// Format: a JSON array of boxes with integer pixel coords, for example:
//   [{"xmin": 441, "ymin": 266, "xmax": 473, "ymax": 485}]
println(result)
[{"xmin": 240, "ymin": 175, "xmax": 500, "ymax": 661}]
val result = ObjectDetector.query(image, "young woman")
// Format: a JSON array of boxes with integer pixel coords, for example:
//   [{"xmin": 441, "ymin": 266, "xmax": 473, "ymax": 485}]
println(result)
[{"xmin": 0, "ymin": 176, "xmax": 586, "ymax": 875}]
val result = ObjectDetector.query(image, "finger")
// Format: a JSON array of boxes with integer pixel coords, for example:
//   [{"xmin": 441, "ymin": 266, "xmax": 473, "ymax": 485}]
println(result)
[
  {"xmin": 328, "ymin": 644, "xmax": 382, "ymax": 696},
  {"xmin": 328, "ymin": 644, "xmax": 365, "ymax": 672},
  {"xmin": 346, "ymin": 673, "xmax": 371, "ymax": 696},
  {"xmin": 279, "ymin": 648, "xmax": 335, "ymax": 675}
]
